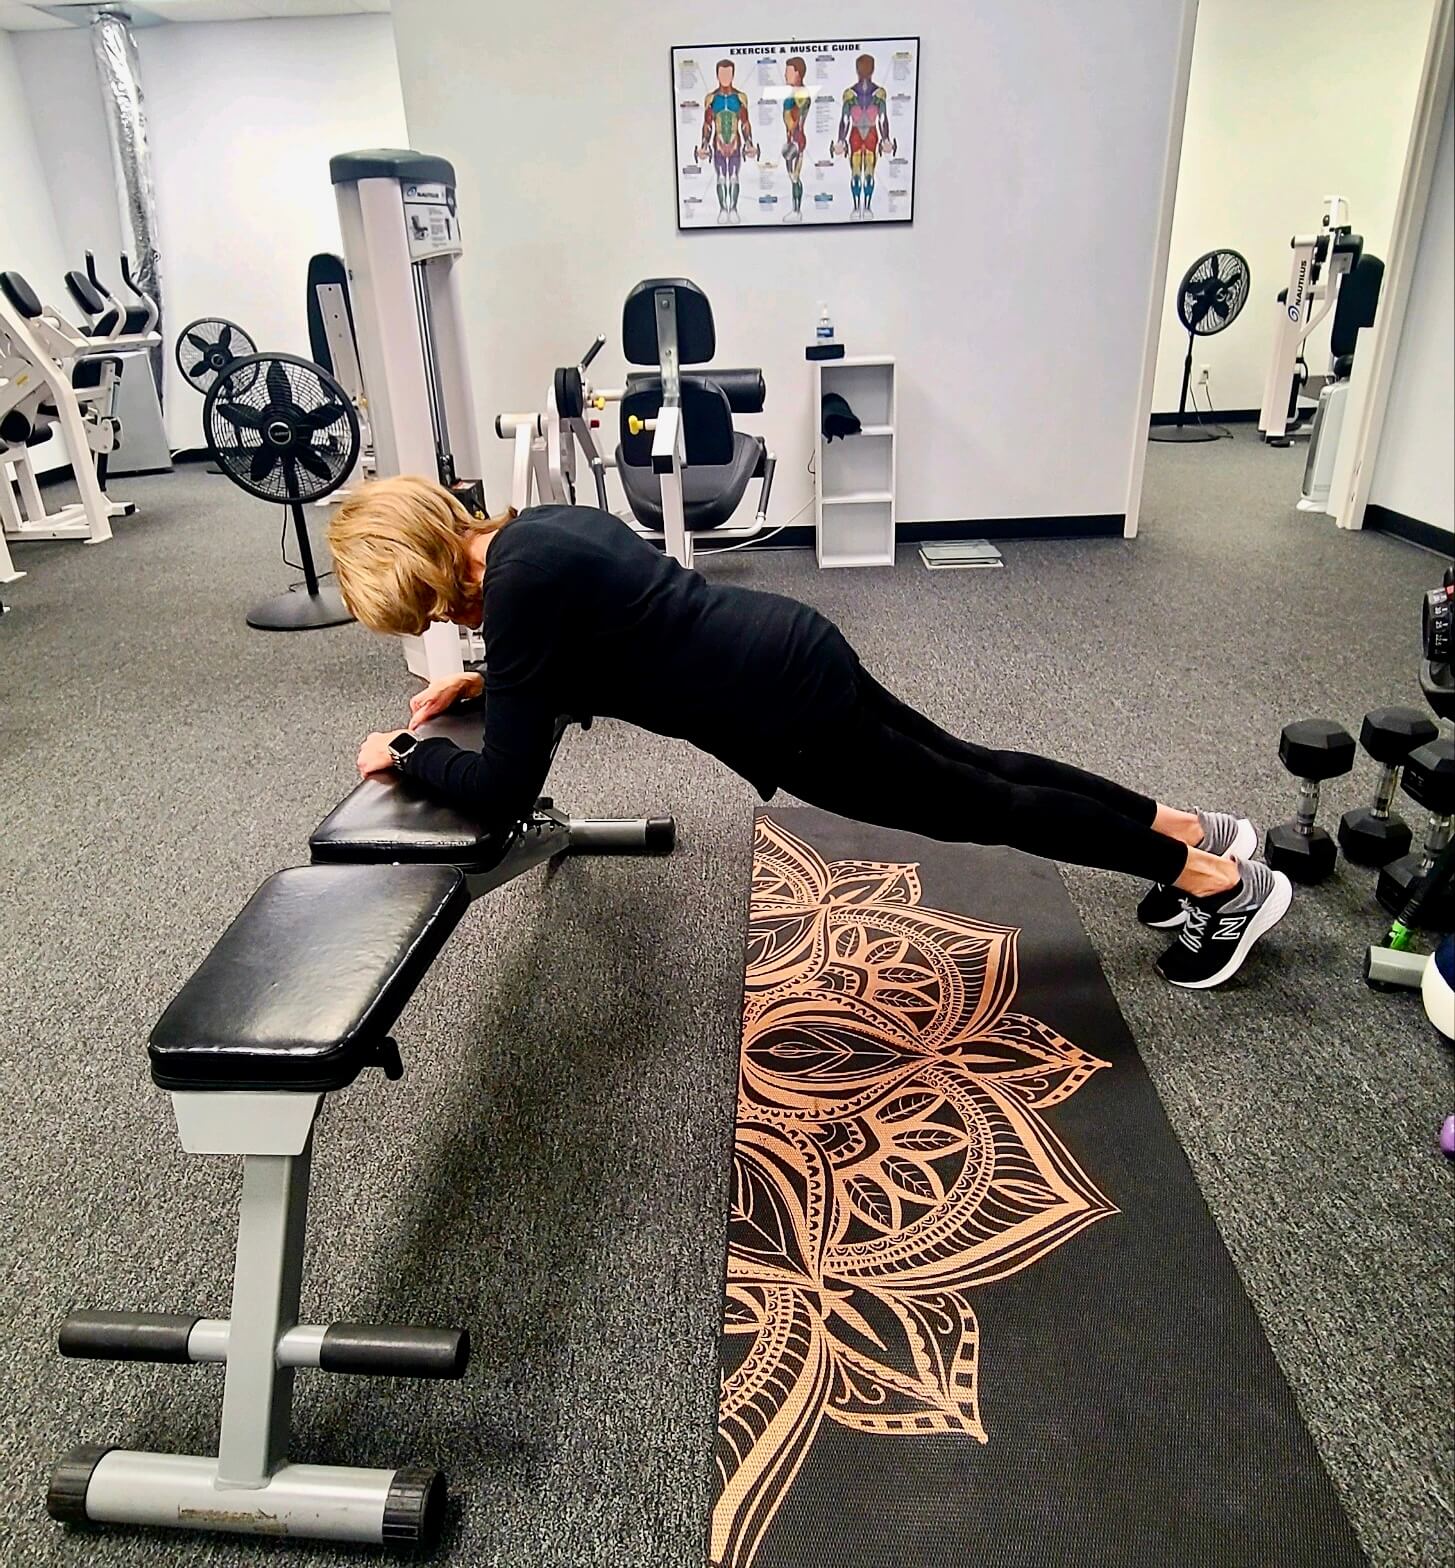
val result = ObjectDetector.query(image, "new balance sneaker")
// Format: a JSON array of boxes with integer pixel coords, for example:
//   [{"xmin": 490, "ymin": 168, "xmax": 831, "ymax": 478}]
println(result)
[
  {"xmin": 1156, "ymin": 857, "xmax": 1293, "ymax": 989},
  {"xmin": 1137, "ymin": 810, "xmax": 1258, "ymax": 928}
]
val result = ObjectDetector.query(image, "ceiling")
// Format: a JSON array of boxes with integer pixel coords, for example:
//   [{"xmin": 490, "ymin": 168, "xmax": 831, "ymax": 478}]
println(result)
[{"xmin": 0, "ymin": 0, "xmax": 389, "ymax": 30}]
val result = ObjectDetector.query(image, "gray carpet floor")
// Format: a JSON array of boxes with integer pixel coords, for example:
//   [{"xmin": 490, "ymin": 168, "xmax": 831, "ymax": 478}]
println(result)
[{"xmin": 1, "ymin": 431, "xmax": 1450, "ymax": 1568}]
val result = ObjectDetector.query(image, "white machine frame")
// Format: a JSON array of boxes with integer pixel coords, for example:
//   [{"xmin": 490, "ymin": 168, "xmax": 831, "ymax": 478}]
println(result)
[
  {"xmin": 63, "ymin": 251, "xmax": 171, "ymax": 478},
  {"xmin": 1258, "ymin": 195, "xmax": 1360, "ymax": 445},
  {"xmin": 332, "ymin": 150, "xmax": 483, "ymax": 681},
  {"xmin": 1, "ymin": 274, "xmax": 157, "ymax": 564}
]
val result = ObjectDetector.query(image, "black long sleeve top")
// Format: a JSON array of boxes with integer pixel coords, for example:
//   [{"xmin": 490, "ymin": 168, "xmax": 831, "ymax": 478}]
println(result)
[{"xmin": 402, "ymin": 506, "xmax": 860, "ymax": 829}]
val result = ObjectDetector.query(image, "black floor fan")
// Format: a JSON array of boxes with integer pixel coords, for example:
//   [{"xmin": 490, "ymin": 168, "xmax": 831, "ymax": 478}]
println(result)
[
  {"xmin": 1150, "ymin": 249, "xmax": 1250, "ymax": 443},
  {"xmin": 176, "ymin": 318, "xmax": 259, "ymax": 474},
  {"xmin": 175, "ymin": 317, "xmax": 258, "ymax": 396},
  {"xmin": 203, "ymin": 352, "xmax": 359, "ymax": 631}
]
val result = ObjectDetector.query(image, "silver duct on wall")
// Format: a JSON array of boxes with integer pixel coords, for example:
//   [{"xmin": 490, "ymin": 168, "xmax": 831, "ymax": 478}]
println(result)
[{"xmin": 90, "ymin": 7, "xmax": 164, "ymax": 404}]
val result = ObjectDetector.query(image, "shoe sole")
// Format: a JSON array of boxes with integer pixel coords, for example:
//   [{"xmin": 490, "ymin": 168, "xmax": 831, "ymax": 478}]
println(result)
[
  {"xmin": 1139, "ymin": 818, "xmax": 1260, "ymax": 930},
  {"xmin": 1165, "ymin": 869, "xmax": 1293, "ymax": 990},
  {"xmin": 1228, "ymin": 819, "xmax": 1258, "ymax": 861}
]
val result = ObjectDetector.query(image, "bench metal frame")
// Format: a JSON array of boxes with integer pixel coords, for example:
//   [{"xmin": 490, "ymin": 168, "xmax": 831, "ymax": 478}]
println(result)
[{"xmin": 48, "ymin": 771, "xmax": 675, "ymax": 1551}]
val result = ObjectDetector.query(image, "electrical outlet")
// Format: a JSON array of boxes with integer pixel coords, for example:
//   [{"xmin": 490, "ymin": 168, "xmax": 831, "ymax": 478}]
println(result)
[{"xmin": 1198, "ymin": 366, "xmax": 1210, "ymax": 386}]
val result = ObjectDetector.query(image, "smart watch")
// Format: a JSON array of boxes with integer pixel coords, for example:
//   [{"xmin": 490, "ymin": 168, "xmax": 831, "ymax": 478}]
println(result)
[{"xmin": 388, "ymin": 732, "xmax": 420, "ymax": 770}]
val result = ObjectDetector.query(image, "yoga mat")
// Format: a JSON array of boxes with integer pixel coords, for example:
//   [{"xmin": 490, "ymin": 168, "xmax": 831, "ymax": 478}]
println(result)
[{"xmin": 709, "ymin": 809, "xmax": 1366, "ymax": 1568}]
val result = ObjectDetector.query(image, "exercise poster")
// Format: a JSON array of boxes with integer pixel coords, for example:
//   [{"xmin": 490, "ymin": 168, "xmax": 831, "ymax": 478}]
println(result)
[{"xmin": 672, "ymin": 39, "xmax": 920, "ymax": 230}]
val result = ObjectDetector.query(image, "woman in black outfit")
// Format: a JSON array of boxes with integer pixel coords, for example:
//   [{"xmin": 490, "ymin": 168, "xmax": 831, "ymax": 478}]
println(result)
[{"xmin": 328, "ymin": 478, "xmax": 1290, "ymax": 989}]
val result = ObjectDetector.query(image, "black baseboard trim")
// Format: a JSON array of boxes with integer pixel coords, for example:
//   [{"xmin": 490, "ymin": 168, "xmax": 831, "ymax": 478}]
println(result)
[
  {"xmin": 734, "ymin": 514, "xmax": 1126, "ymax": 553},
  {"xmin": 1364, "ymin": 503, "xmax": 1455, "ymax": 557},
  {"xmin": 171, "ymin": 447, "xmax": 212, "ymax": 464},
  {"xmin": 1149, "ymin": 407, "xmax": 1260, "ymax": 426}
]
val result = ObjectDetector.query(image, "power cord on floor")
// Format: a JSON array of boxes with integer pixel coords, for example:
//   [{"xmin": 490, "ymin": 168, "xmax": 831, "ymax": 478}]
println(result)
[
  {"xmin": 693, "ymin": 495, "xmax": 816, "ymax": 556},
  {"xmin": 1192, "ymin": 385, "xmax": 1234, "ymax": 440},
  {"xmin": 280, "ymin": 511, "xmax": 335, "ymax": 583}
]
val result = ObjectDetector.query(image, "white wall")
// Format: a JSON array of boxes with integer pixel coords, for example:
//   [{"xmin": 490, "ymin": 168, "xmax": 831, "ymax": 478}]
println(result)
[
  {"xmin": 1, "ymin": 31, "xmax": 74, "ymax": 476},
  {"xmin": 1369, "ymin": 91, "xmax": 1454, "ymax": 534},
  {"xmin": 0, "ymin": 33, "xmax": 68, "ymax": 293},
  {"xmin": 9, "ymin": 28, "xmax": 124, "ymax": 277},
  {"xmin": 16, "ymin": 15, "xmax": 407, "ymax": 448},
  {"xmin": 138, "ymin": 15, "xmax": 407, "ymax": 442},
  {"xmin": 389, "ymin": 0, "xmax": 1192, "ymax": 527},
  {"xmin": 1154, "ymin": 0, "xmax": 1432, "ymax": 415}
]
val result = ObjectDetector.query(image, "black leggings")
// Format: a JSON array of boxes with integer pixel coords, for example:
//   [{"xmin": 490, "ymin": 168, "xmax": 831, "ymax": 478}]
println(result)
[{"xmin": 778, "ymin": 670, "xmax": 1190, "ymax": 885}]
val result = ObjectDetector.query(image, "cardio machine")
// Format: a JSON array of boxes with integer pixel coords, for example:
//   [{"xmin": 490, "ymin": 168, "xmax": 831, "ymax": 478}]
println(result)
[
  {"xmin": 1258, "ymin": 195, "xmax": 1365, "ymax": 445},
  {"xmin": 496, "ymin": 279, "xmax": 775, "ymax": 568}
]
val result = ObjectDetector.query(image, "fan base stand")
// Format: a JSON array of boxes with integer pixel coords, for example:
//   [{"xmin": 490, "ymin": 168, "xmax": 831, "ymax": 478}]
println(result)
[
  {"xmin": 247, "ymin": 581, "xmax": 353, "ymax": 632},
  {"xmin": 1149, "ymin": 423, "xmax": 1221, "ymax": 444}
]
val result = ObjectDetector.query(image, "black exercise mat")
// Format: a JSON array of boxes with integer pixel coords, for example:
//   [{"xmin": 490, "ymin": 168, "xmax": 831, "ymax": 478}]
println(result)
[{"xmin": 709, "ymin": 809, "xmax": 1367, "ymax": 1568}]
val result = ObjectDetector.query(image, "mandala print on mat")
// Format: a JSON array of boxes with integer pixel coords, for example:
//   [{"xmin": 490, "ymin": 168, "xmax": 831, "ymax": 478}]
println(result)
[{"xmin": 712, "ymin": 818, "xmax": 1118, "ymax": 1568}]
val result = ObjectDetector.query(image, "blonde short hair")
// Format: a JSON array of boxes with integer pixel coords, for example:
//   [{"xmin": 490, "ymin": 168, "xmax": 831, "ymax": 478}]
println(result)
[{"xmin": 327, "ymin": 474, "xmax": 512, "ymax": 637}]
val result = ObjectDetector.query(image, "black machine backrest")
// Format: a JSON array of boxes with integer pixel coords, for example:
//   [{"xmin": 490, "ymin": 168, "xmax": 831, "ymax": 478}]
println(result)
[
  {"xmin": 619, "ymin": 376, "xmax": 735, "ymax": 468},
  {"xmin": 306, "ymin": 251, "xmax": 357, "ymax": 377},
  {"xmin": 1331, "ymin": 253, "xmax": 1383, "ymax": 359},
  {"xmin": 622, "ymin": 278, "xmax": 715, "ymax": 366},
  {"xmin": 65, "ymin": 271, "xmax": 107, "ymax": 318},
  {"xmin": 0, "ymin": 271, "xmax": 43, "ymax": 320}
]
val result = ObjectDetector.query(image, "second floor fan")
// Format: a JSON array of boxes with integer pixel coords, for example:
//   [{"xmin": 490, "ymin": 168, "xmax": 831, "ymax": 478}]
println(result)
[
  {"xmin": 203, "ymin": 352, "xmax": 359, "ymax": 630},
  {"xmin": 1151, "ymin": 249, "xmax": 1250, "ymax": 443}
]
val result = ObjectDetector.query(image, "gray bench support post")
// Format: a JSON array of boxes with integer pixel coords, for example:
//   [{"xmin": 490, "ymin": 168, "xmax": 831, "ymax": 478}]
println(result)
[{"xmin": 217, "ymin": 1145, "xmax": 312, "ymax": 1486}]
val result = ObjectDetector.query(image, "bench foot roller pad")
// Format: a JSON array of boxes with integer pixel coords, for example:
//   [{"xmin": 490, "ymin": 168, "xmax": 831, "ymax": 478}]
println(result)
[{"xmin": 47, "ymin": 1450, "xmax": 446, "ymax": 1550}]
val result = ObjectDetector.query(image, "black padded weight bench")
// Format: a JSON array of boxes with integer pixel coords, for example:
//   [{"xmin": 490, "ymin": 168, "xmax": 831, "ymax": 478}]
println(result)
[
  {"xmin": 48, "ymin": 710, "xmax": 674, "ymax": 1551},
  {"xmin": 48, "ymin": 863, "xmax": 470, "ymax": 1548}
]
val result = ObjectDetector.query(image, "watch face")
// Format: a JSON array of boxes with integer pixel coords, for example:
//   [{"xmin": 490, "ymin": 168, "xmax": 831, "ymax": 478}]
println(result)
[{"xmin": 390, "ymin": 733, "xmax": 418, "ymax": 755}]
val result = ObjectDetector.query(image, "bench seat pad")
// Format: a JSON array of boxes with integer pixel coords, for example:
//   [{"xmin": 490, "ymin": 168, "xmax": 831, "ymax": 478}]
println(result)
[
  {"xmin": 309, "ymin": 710, "xmax": 512, "ymax": 867},
  {"xmin": 148, "ymin": 863, "xmax": 469, "ymax": 1092}
]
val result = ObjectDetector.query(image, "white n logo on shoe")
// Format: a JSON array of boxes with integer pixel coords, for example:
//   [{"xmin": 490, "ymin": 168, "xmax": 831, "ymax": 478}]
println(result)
[{"xmin": 1212, "ymin": 916, "xmax": 1244, "ymax": 941}]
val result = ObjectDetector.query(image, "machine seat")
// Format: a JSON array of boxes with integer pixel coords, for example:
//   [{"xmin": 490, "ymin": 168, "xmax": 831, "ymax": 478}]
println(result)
[
  {"xmin": 148, "ymin": 863, "xmax": 469, "ymax": 1092},
  {"xmin": 308, "ymin": 710, "xmax": 518, "ymax": 868},
  {"xmin": 615, "ymin": 432, "xmax": 761, "ymax": 531},
  {"xmin": 80, "ymin": 306, "xmax": 148, "ymax": 337}
]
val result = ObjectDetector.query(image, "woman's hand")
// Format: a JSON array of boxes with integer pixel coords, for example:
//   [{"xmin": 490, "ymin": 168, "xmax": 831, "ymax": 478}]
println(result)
[
  {"xmin": 408, "ymin": 671, "xmax": 485, "ymax": 730},
  {"xmin": 357, "ymin": 730, "xmax": 409, "ymax": 778}
]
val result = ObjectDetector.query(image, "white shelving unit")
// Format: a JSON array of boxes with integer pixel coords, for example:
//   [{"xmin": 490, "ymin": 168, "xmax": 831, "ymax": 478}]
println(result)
[{"xmin": 814, "ymin": 356, "xmax": 896, "ymax": 568}]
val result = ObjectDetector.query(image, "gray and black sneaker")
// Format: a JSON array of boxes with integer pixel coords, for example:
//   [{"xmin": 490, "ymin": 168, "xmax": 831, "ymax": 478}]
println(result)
[
  {"xmin": 1137, "ymin": 810, "xmax": 1258, "ymax": 928},
  {"xmin": 1156, "ymin": 857, "xmax": 1292, "ymax": 989}
]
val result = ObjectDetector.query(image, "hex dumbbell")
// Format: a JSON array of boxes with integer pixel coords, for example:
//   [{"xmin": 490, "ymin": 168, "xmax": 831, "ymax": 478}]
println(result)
[
  {"xmin": 1338, "ymin": 706, "xmax": 1438, "ymax": 866},
  {"xmin": 1375, "ymin": 735, "xmax": 1455, "ymax": 927},
  {"xmin": 1265, "ymin": 719, "xmax": 1356, "ymax": 883}
]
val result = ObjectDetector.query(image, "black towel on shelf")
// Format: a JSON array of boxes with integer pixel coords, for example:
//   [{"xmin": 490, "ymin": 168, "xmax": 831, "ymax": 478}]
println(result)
[{"xmin": 821, "ymin": 392, "xmax": 862, "ymax": 442}]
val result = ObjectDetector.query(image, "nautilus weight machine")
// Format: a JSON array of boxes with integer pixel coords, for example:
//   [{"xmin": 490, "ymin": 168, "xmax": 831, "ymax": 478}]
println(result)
[
  {"xmin": 496, "ymin": 279, "xmax": 776, "ymax": 568},
  {"xmin": 1258, "ymin": 195, "xmax": 1364, "ymax": 445},
  {"xmin": 1, "ymin": 269, "xmax": 149, "ymax": 557},
  {"xmin": 331, "ymin": 149, "xmax": 484, "ymax": 681},
  {"xmin": 63, "ymin": 250, "xmax": 171, "ymax": 477}
]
